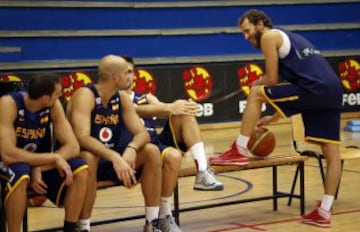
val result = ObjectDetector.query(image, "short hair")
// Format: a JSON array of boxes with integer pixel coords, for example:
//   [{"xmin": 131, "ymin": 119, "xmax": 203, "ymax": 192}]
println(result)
[
  {"xmin": 122, "ymin": 55, "xmax": 134, "ymax": 65},
  {"xmin": 238, "ymin": 9, "xmax": 273, "ymax": 28},
  {"xmin": 27, "ymin": 73, "xmax": 60, "ymax": 99}
]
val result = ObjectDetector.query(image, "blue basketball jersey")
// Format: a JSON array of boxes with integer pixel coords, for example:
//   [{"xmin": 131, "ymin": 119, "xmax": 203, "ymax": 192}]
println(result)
[
  {"xmin": 277, "ymin": 28, "xmax": 342, "ymax": 103},
  {"xmin": 86, "ymin": 84, "xmax": 126, "ymax": 150},
  {"xmin": 10, "ymin": 91, "xmax": 52, "ymax": 153},
  {"xmin": 132, "ymin": 93, "xmax": 158, "ymax": 140},
  {"xmin": 128, "ymin": 92, "xmax": 167, "ymax": 151}
]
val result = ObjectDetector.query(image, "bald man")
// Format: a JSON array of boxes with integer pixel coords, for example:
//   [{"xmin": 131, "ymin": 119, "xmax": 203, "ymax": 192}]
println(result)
[{"xmin": 67, "ymin": 55, "xmax": 162, "ymax": 232}]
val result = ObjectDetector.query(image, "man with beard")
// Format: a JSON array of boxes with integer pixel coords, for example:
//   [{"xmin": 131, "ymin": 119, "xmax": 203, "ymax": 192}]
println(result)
[{"xmin": 210, "ymin": 9, "xmax": 342, "ymax": 228}]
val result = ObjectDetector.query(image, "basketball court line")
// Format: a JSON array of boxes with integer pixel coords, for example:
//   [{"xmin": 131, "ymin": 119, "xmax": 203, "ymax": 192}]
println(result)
[{"xmin": 208, "ymin": 208, "xmax": 360, "ymax": 232}]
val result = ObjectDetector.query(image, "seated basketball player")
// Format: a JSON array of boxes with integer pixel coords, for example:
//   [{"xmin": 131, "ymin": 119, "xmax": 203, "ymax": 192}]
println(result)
[
  {"xmin": 66, "ymin": 55, "xmax": 162, "ymax": 232},
  {"xmin": 122, "ymin": 55, "xmax": 223, "ymax": 231},
  {"xmin": 0, "ymin": 73, "xmax": 89, "ymax": 232}
]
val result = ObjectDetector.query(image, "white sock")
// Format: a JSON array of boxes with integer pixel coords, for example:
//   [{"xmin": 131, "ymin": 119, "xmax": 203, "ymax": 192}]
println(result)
[
  {"xmin": 320, "ymin": 194, "xmax": 334, "ymax": 212},
  {"xmin": 190, "ymin": 142, "xmax": 208, "ymax": 172},
  {"xmin": 236, "ymin": 134, "xmax": 250, "ymax": 156},
  {"xmin": 145, "ymin": 206, "xmax": 160, "ymax": 223},
  {"xmin": 159, "ymin": 196, "xmax": 172, "ymax": 218},
  {"xmin": 77, "ymin": 219, "xmax": 90, "ymax": 231}
]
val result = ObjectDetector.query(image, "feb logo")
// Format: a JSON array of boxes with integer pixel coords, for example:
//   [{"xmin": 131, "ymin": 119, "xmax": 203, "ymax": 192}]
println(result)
[
  {"xmin": 61, "ymin": 72, "xmax": 92, "ymax": 101},
  {"xmin": 182, "ymin": 66, "xmax": 213, "ymax": 102},
  {"xmin": 0, "ymin": 75, "xmax": 23, "ymax": 82},
  {"xmin": 237, "ymin": 63, "xmax": 264, "ymax": 95},
  {"xmin": 132, "ymin": 69, "xmax": 156, "ymax": 94},
  {"xmin": 338, "ymin": 59, "xmax": 360, "ymax": 91}
]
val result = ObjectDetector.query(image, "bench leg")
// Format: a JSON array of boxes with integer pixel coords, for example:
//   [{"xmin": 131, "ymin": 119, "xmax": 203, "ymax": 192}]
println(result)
[
  {"xmin": 23, "ymin": 207, "xmax": 28, "ymax": 232},
  {"xmin": 299, "ymin": 161, "xmax": 305, "ymax": 215},
  {"xmin": 173, "ymin": 182, "xmax": 180, "ymax": 225},
  {"xmin": 287, "ymin": 164, "xmax": 300, "ymax": 206},
  {"xmin": 272, "ymin": 166, "xmax": 278, "ymax": 211}
]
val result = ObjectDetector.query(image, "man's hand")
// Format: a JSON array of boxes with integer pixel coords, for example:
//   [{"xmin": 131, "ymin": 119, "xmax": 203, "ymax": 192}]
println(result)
[
  {"xmin": 54, "ymin": 154, "xmax": 73, "ymax": 186},
  {"xmin": 169, "ymin": 99, "xmax": 197, "ymax": 116},
  {"xmin": 123, "ymin": 146, "xmax": 137, "ymax": 169},
  {"xmin": 30, "ymin": 166, "xmax": 48, "ymax": 195},
  {"xmin": 112, "ymin": 154, "xmax": 137, "ymax": 188}
]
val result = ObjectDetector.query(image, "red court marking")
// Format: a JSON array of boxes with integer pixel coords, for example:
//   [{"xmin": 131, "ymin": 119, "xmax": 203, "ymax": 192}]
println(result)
[{"xmin": 209, "ymin": 208, "xmax": 360, "ymax": 232}]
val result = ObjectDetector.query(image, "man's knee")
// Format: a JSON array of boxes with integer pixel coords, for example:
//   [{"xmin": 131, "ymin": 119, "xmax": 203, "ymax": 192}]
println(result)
[
  {"xmin": 141, "ymin": 144, "xmax": 161, "ymax": 165},
  {"xmin": 163, "ymin": 149, "xmax": 182, "ymax": 170},
  {"xmin": 248, "ymin": 85, "xmax": 265, "ymax": 102}
]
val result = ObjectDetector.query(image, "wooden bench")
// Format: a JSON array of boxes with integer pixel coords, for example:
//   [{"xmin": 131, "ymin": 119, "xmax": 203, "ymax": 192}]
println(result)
[
  {"xmin": 174, "ymin": 155, "xmax": 307, "ymax": 225},
  {"xmin": 20, "ymin": 154, "xmax": 307, "ymax": 232}
]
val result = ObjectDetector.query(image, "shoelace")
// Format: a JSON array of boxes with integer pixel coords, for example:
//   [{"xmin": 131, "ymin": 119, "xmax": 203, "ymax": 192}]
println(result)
[{"xmin": 202, "ymin": 170, "xmax": 217, "ymax": 185}]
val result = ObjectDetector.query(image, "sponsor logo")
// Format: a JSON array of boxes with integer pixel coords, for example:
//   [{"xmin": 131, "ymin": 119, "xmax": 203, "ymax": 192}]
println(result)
[
  {"xmin": 183, "ymin": 66, "xmax": 213, "ymax": 102},
  {"xmin": 0, "ymin": 75, "xmax": 23, "ymax": 82},
  {"xmin": 24, "ymin": 143, "xmax": 37, "ymax": 152},
  {"xmin": 338, "ymin": 59, "xmax": 360, "ymax": 91},
  {"xmin": 237, "ymin": 63, "xmax": 264, "ymax": 96},
  {"xmin": 99, "ymin": 127, "xmax": 112, "ymax": 143},
  {"xmin": 61, "ymin": 72, "xmax": 92, "ymax": 101},
  {"xmin": 132, "ymin": 69, "xmax": 156, "ymax": 94}
]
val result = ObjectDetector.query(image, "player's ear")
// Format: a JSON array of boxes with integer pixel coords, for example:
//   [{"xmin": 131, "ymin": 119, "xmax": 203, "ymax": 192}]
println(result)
[{"xmin": 256, "ymin": 20, "xmax": 264, "ymax": 30}]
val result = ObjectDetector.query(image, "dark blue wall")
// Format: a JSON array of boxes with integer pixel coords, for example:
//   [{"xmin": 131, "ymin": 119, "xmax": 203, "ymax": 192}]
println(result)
[
  {"xmin": 1, "ymin": 3, "xmax": 359, "ymax": 30},
  {"xmin": 0, "ymin": 1, "xmax": 359, "ymax": 67}
]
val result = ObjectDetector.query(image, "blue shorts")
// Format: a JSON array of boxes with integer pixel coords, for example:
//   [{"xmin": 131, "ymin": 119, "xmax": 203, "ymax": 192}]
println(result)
[
  {"xmin": 158, "ymin": 118, "xmax": 187, "ymax": 152},
  {"xmin": 97, "ymin": 159, "xmax": 143, "ymax": 185},
  {"xmin": 4, "ymin": 157, "xmax": 88, "ymax": 206},
  {"xmin": 261, "ymin": 83, "xmax": 342, "ymax": 143}
]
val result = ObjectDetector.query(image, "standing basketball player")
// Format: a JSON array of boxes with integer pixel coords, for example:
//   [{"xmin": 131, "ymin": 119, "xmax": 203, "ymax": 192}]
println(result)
[
  {"xmin": 0, "ymin": 74, "xmax": 89, "ymax": 232},
  {"xmin": 210, "ymin": 9, "xmax": 342, "ymax": 228},
  {"xmin": 66, "ymin": 55, "xmax": 162, "ymax": 232}
]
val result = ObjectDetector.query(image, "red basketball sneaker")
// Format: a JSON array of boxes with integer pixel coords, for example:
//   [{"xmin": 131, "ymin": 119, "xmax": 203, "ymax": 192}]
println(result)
[
  {"xmin": 209, "ymin": 142, "xmax": 249, "ymax": 166},
  {"xmin": 301, "ymin": 207, "xmax": 331, "ymax": 228}
]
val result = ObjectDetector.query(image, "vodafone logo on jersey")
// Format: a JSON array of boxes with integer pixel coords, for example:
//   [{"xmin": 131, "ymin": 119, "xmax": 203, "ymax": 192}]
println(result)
[
  {"xmin": 338, "ymin": 59, "xmax": 360, "ymax": 91},
  {"xmin": 61, "ymin": 72, "xmax": 92, "ymax": 101},
  {"xmin": 99, "ymin": 127, "xmax": 113, "ymax": 143},
  {"xmin": 237, "ymin": 63, "xmax": 264, "ymax": 95},
  {"xmin": 132, "ymin": 69, "xmax": 157, "ymax": 94},
  {"xmin": 182, "ymin": 66, "xmax": 213, "ymax": 102},
  {"xmin": 24, "ymin": 143, "xmax": 37, "ymax": 152}
]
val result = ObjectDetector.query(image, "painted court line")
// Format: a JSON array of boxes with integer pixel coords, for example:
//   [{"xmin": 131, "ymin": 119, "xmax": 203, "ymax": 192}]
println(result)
[{"xmin": 209, "ymin": 208, "xmax": 360, "ymax": 232}]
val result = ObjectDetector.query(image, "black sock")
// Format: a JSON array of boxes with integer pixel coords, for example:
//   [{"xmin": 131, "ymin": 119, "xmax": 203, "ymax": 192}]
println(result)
[{"xmin": 63, "ymin": 221, "xmax": 77, "ymax": 232}]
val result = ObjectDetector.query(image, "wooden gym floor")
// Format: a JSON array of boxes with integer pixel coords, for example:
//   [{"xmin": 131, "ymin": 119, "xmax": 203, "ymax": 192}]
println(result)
[{"xmin": 28, "ymin": 114, "xmax": 360, "ymax": 232}]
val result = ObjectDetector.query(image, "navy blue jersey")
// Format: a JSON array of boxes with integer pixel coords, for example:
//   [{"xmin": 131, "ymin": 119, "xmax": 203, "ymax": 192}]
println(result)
[
  {"xmin": 128, "ymin": 92, "xmax": 167, "ymax": 151},
  {"xmin": 10, "ymin": 91, "xmax": 52, "ymax": 153},
  {"xmin": 277, "ymin": 28, "xmax": 342, "ymax": 106},
  {"xmin": 86, "ymin": 84, "xmax": 127, "ymax": 150},
  {"xmin": 132, "ymin": 93, "xmax": 158, "ymax": 140}
]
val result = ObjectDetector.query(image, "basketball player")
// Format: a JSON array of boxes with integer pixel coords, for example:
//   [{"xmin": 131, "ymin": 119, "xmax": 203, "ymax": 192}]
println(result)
[
  {"xmin": 0, "ymin": 73, "xmax": 89, "ymax": 232},
  {"xmin": 66, "ymin": 55, "xmax": 162, "ymax": 232},
  {"xmin": 210, "ymin": 9, "xmax": 342, "ymax": 228},
  {"xmin": 122, "ymin": 55, "xmax": 223, "ymax": 231}
]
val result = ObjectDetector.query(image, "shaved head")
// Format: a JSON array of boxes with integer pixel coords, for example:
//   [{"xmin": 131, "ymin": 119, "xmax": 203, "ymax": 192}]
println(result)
[{"xmin": 98, "ymin": 55, "xmax": 127, "ymax": 81}]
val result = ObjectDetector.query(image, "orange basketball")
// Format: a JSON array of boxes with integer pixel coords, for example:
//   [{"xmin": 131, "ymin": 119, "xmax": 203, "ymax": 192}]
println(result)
[
  {"xmin": 247, "ymin": 127, "xmax": 276, "ymax": 157},
  {"xmin": 28, "ymin": 195, "xmax": 47, "ymax": 207}
]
